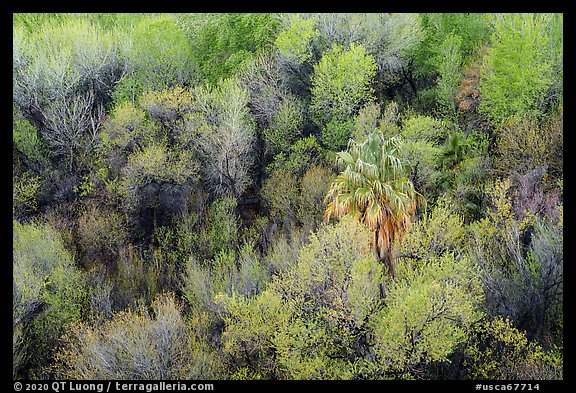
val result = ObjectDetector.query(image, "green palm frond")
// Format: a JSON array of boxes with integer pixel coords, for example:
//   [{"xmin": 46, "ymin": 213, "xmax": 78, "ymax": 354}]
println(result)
[
  {"xmin": 336, "ymin": 151, "xmax": 355, "ymax": 167},
  {"xmin": 324, "ymin": 131, "xmax": 425, "ymax": 275}
]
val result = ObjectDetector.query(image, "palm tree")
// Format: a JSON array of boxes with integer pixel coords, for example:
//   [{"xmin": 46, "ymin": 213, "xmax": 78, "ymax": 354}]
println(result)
[{"xmin": 324, "ymin": 132, "xmax": 425, "ymax": 276}]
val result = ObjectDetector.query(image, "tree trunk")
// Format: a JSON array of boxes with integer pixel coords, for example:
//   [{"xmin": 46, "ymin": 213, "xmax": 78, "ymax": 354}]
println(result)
[{"xmin": 374, "ymin": 225, "xmax": 396, "ymax": 277}]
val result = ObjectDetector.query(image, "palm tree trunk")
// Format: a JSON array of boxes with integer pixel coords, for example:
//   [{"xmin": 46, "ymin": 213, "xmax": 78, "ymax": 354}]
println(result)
[{"xmin": 374, "ymin": 224, "xmax": 396, "ymax": 277}]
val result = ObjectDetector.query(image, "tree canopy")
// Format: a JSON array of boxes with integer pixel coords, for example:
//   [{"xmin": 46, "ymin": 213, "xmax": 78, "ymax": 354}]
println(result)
[{"xmin": 13, "ymin": 12, "xmax": 563, "ymax": 382}]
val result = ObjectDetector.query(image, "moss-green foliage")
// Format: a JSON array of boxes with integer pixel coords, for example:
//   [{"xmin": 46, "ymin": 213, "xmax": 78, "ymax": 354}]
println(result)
[
  {"xmin": 201, "ymin": 197, "xmax": 240, "ymax": 259},
  {"xmin": 261, "ymin": 94, "xmax": 304, "ymax": 156},
  {"xmin": 139, "ymin": 86, "xmax": 194, "ymax": 129},
  {"xmin": 304, "ymin": 13, "xmax": 424, "ymax": 93},
  {"xmin": 434, "ymin": 33, "xmax": 464, "ymax": 118},
  {"xmin": 400, "ymin": 114, "xmax": 450, "ymax": 144},
  {"xmin": 261, "ymin": 165, "xmax": 333, "ymax": 231},
  {"xmin": 13, "ymin": 221, "xmax": 88, "ymax": 377},
  {"xmin": 397, "ymin": 196, "xmax": 466, "ymax": 262},
  {"xmin": 119, "ymin": 143, "xmax": 198, "ymax": 216},
  {"xmin": 100, "ymin": 100, "xmax": 156, "ymax": 158},
  {"xmin": 267, "ymin": 135, "xmax": 325, "ymax": 177},
  {"xmin": 181, "ymin": 197, "xmax": 268, "ymax": 326},
  {"xmin": 353, "ymin": 102, "xmax": 401, "ymax": 142},
  {"xmin": 13, "ymin": 106, "xmax": 48, "ymax": 168},
  {"xmin": 413, "ymin": 13, "xmax": 490, "ymax": 79},
  {"xmin": 13, "ymin": 172, "xmax": 42, "ymax": 219}
]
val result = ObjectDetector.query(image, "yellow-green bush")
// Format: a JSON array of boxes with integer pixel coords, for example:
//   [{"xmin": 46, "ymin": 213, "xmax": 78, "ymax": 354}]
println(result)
[
  {"xmin": 370, "ymin": 253, "xmax": 484, "ymax": 379},
  {"xmin": 13, "ymin": 172, "xmax": 41, "ymax": 219},
  {"xmin": 76, "ymin": 204, "xmax": 127, "ymax": 268},
  {"xmin": 218, "ymin": 218, "xmax": 381, "ymax": 379},
  {"xmin": 465, "ymin": 317, "xmax": 562, "ymax": 379}
]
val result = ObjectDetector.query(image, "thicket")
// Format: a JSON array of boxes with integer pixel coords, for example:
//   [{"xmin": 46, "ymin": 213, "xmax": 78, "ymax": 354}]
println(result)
[{"xmin": 13, "ymin": 13, "xmax": 563, "ymax": 381}]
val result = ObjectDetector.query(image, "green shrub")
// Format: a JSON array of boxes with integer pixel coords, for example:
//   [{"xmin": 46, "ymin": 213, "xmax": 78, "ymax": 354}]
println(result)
[
  {"xmin": 218, "ymin": 219, "xmax": 380, "ymax": 379},
  {"xmin": 13, "ymin": 105, "xmax": 48, "ymax": 167},
  {"xmin": 396, "ymin": 196, "xmax": 466, "ymax": 262},
  {"xmin": 13, "ymin": 220, "xmax": 87, "ymax": 376},
  {"xmin": 268, "ymin": 135, "xmax": 324, "ymax": 177},
  {"xmin": 297, "ymin": 165, "xmax": 334, "ymax": 230},
  {"xmin": 112, "ymin": 15, "xmax": 196, "ymax": 104},
  {"xmin": 310, "ymin": 43, "xmax": 377, "ymax": 130},
  {"xmin": 400, "ymin": 114, "xmax": 450, "ymax": 144},
  {"xmin": 262, "ymin": 94, "xmax": 304, "ymax": 156},
  {"xmin": 321, "ymin": 118, "xmax": 354, "ymax": 151},
  {"xmin": 138, "ymin": 85, "xmax": 194, "ymax": 127},
  {"xmin": 100, "ymin": 100, "xmax": 157, "ymax": 157},
  {"xmin": 370, "ymin": 253, "xmax": 483, "ymax": 379},
  {"xmin": 479, "ymin": 14, "xmax": 561, "ymax": 126},
  {"xmin": 275, "ymin": 14, "xmax": 318, "ymax": 63}
]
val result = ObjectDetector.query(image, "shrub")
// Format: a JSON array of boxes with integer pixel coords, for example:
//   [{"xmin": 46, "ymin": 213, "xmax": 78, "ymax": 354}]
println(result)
[
  {"xmin": 396, "ymin": 139, "xmax": 442, "ymax": 200},
  {"xmin": 310, "ymin": 43, "xmax": 377, "ymax": 131},
  {"xmin": 14, "ymin": 17, "xmax": 125, "ymax": 171},
  {"xmin": 76, "ymin": 204, "xmax": 127, "ymax": 268},
  {"xmin": 275, "ymin": 14, "xmax": 318, "ymax": 63},
  {"xmin": 370, "ymin": 253, "xmax": 484, "ymax": 379},
  {"xmin": 139, "ymin": 86, "xmax": 194, "ymax": 128},
  {"xmin": 267, "ymin": 135, "xmax": 324, "ymax": 177},
  {"xmin": 112, "ymin": 15, "xmax": 196, "ymax": 104},
  {"xmin": 321, "ymin": 118, "xmax": 355, "ymax": 151},
  {"xmin": 100, "ymin": 100, "xmax": 157, "ymax": 159},
  {"xmin": 400, "ymin": 114, "xmax": 450, "ymax": 144},
  {"xmin": 13, "ymin": 105, "xmax": 48, "ymax": 168},
  {"xmin": 479, "ymin": 14, "xmax": 561, "ymax": 126},
  {"xmin": 297, "ymin": 165, "xmax": 334, "ymax": 230},
  {"xmin": 260, "ymin": 169, "xmax": 300, "ymax": 226},
  {"xmin": 261, "ymin": 94, "xmax": 304, "ymax": 156},
  {"xmin": 467, "ymin": 179, "xmax": 563, "ymax": 343},
  {"xmin": 13, "ymin": 220, "xmax": 87, "ymax": 377},
  {"xmin": 218, "ymin": 219, "xmax": 380, "ymax": 379},
  {"xmin": 194, "ymin": 78, "xmax": 256, "ymax": 198},
  {"xmin": 119, "ymin": 143, "xmax": 199, "ymax": 238},
  {"xmin": 54, "ymin": 293, "xmax": 223, "ymax": 379},
  {"xmin": 112, "ymin": 243, "xmax": 160, "ymax": 311},
  {"xmin": 465, "ymin": 317, "xmax": 562, "ymax": 379},
  {"xmin": 13, "ymin": 172, "xmax": 41, "ymax": 219},
  {"xmin": 396, "ymin": 196, "xmax": 466, "ymax": 262},
  {"xmin": 492, "ymin": 115, "xmax": 559, "ymax": 181},
  {"xmin": 180, "ymin": 13, "xmax": 280, "ymax": 85}
]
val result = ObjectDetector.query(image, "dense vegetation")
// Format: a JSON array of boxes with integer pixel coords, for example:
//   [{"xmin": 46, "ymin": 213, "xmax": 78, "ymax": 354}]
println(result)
[{"xmin": 13, "ymin": 13, "xmax": 563, "ymax": 381}]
